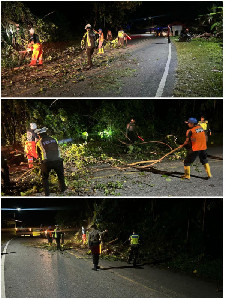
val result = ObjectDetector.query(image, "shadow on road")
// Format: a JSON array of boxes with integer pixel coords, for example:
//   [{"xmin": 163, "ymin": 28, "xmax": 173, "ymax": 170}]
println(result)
[
  {"xmin": 207, "ymin": 155, "xmax": 223, "ymax": 160},
  {"xmin": 143, "ymin": 167, "xmax": 208, "ymax": 180},
  {"xmin": 1, "ymin": 251, "xmax": 16, "ymax": 255},
  {"xmin": 101, "ymin": 264, "xmax": 144, "ymax": 271}
]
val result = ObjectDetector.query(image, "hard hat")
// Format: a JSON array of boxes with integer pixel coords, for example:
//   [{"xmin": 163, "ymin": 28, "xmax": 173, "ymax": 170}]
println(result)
[
  {"xmin": 186, "ymin": 118, "xmax": 197, "ymax": 124},
  {"xmin": 29, "ymin": 28, "xmax": 35, "ymax": 33},
  {"xmin": 85, "ymin": 24, "xmax": 91, "ymax": 30},
  {"xmin": 99, "ymin": 28, "xmax": 102, "ymax": 31},
  {"xmin": 34, "ymin": 127, "xmax": 48, "ymax": 134},
  {"xmin": 30, "ymin": 123, "xmax": 37, "ymax": 130}
]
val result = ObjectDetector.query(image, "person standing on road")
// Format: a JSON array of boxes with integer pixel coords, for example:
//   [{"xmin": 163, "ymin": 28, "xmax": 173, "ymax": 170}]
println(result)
[
  {"xmin": 198, "ymin": 116, "xmax": 212, "ymax": 143},
  {"xmin": 96, "ymin": 29, "xmax": 104, "ymax": 54},
  {"xmin": 35, "ymin": 127, "xmax": 66, "ymax": 196},
  {"xmin": 167, "ymin": 24, "xmax": 172, "ymax": 43},
  {"xmin": 81, "ymin": 24, "xmax": 96, "ymax": 69},
  {"xmin": 178, "ymin": 118, "xmax": 212, "ymax": 180},
  {"xmin": 54, "ymin": 225, "xmax": 62, "ymax": 250},
  {"xmin": 128, "ymin": 231, "xmax": 140, "ymax": 263},
  {"xmin": 46, "ymin": 226, "xmax": 53, "ymax": 245},
  {"xmin": 82, "ymin": 226, "xmax": 87, "ymax": 244},
  {"xmin": 88, "ymin": 224, "xmax": 108, "ymax": 271},
  {"xmin": 126, "ymin": 118, "xmax": 138, "ymax": 143}
]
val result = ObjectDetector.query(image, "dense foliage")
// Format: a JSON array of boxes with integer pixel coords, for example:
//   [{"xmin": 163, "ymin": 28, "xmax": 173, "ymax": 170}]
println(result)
[{"xmin": 2, "ymin": 99, "xmax": 223, "ymax": 146}]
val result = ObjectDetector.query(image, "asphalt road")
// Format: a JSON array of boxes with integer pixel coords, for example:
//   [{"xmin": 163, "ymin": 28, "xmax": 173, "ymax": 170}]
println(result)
[
  {"xmin": 117, "ymin": 37, "xmax": 177, "ymax": 97},
  {"xmin": 48, "ymin": 36, "xmax": 177, "ymax": 98},
  {"xmin": 2, "ymin": 238, "xmax": 222, "ymax": 298},
  {"xmin": 89, "ymin": 146, "xmax": 223, "ymax": 197}
]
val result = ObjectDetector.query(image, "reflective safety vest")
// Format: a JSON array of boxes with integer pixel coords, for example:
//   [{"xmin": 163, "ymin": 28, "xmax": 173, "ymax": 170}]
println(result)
[
  {"xmin": 36, "ymin": 136, "xmax": 60, "ymax": 162},
  {"xmin": 198, "ymin": 121, "xmax": 208, "ymax": 131},
  {"xmin": 130, "ymin": 234, "xmax": 139, "ymax": 245},
  {"xmin": 187, "ymin": 125, "xmax": 207, "ymax": 151},
  {"xmin": 118, "ymin": 31, "xmax": 124, "ymax": 38},
  {"xmin": 25, "ymin": 141, "xmax": 38, "ymax": 159},
  {"xmin": 99, "ymin": 32, "xmax": 104, "ymax": 42}
]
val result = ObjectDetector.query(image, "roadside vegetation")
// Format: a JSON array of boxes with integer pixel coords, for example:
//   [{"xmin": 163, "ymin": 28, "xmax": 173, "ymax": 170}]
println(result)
[{"xmin": 173, "ymin": 37, "xmax": 222, "ymax": 97}]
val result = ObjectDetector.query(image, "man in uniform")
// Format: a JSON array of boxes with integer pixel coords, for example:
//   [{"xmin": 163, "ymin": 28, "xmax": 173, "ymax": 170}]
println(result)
[
  {"xmin": 25, "ymin": 123, "xmax": 39, "ymax": 168},
  {"xmin": 198, "ymin": 116, "xmax": 212, "ymax": 143},
  {"xmin": 35, "ymin": 127, "xmax": 66, "ymax": 196},
  {"xmin": 126, "ymin": 118, "xmax": 138, "ymax": 143},
  {"xmin": 81, "ymin": 24, "xmax": 96, "ymax": 69},
  {"xmin": 179, "ymin": 118, "xmax": 212, "ymax": 179},
  {"xmin": 88, "ymin": 224, "xmax": 108, "ymax": 271},
  {"xmin": 28, "ymin": 28, "xmax": 43, "ymax": 66},
  {"xmin": 128, "ymin": 230, "xmax": 140, "ymax": 264}
]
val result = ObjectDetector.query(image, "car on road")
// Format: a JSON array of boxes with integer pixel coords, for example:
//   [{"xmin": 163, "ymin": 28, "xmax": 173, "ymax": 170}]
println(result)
[{"xmin": 15, "ymin": 227, "xmax": 45, "ymax": 237}]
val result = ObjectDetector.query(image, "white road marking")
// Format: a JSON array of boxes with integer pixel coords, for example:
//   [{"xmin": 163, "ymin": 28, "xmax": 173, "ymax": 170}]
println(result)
[
  {"xmin": 1, "ymin": 239, "xmax": 13, "ymax": 298},
  {"xmin": 155, "ymin": 42, "xmax": 172, "ymax": 97}
]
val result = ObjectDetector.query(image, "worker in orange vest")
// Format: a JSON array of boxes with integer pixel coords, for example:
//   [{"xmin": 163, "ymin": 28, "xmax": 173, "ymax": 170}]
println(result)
[
  {"xmin": 25, "ymin": 123, "xmax": 39, "ymax": 168},
  {"xmin": 28, "ymin": 28, "xmax": 43, "ymax": 66},
  {"xmin": 179, "ymin": 118, "xmax": 212, "ymax": 179}
]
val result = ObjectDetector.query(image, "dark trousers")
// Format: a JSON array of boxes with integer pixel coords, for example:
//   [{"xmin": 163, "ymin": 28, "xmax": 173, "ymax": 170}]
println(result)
[
  {"xmin": 47, "ymin": 236, "xmax": 52, "ymax": 244},
  {"xmin": 184, "ymin": 150, "xmax": 208, "ymax": 166},
  {"xmin": 87, "ymin": 48, "xmax": 94, "ymax": 67},
  {"xmin": 91, "ymin": 244, "xmax": 100, "ymax": 266},
  {"xmin": 56, "ymin": 238, "xmax": 61, "ymax": 250},
  {"xmin": 128, "ymin": 245, "xmax": 139, "ymax": 261},
  {"xmin": 41, "ymin": 159, "xmax": 65, "ymax": 196},
  {"xmin": 127, "ymin": 131, "xmax": 137, "ymax": 143}
]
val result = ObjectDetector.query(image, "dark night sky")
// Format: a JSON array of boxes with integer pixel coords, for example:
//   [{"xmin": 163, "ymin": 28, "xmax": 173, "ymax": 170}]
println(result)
[
  {"xmin": 1, "ymin": 199, "xmax": 89, "ymax": 226},
  {"xmin": 24, "ymin": 1, "xmax": 222, "ymax": 31}
]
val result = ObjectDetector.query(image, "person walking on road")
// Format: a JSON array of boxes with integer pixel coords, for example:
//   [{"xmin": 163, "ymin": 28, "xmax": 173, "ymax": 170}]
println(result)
[
  {"xmin": 88, "ymin": 224, "xmax": 108, "ymax": 271},
  {"xmin": 128, "ymin": 231, "xmax": 140, "ymax": 264},
  {"xmin": 179, "ymin": 118, "xmax": 212, "ymax": 180},
  {"xmin": 35, "ymin": 127, "xmax": 66, "ymax": 196}
]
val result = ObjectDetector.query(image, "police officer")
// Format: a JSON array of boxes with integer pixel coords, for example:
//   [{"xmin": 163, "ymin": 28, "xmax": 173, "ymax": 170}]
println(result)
[
  {"xmin": 88, "ymin": 224, "xmax": 107, "ymax": 271},
  {"xmin": 128, "ymin": 231, "xmax": 140, "ymax": 263},
  {"xmin": 35, "ymin": 127, "xmax": 66, "ymax": 196},
  {"xmin": 81, "ymin": 24, "xmax": 96, "ymax": 69},
  {"xmin": 198, "ymin": 116, "xmax": 212, "ymax": 143},
  {"xmin": 126, "ymin": 118, "xmax": 138, "ymax": 143},
  {"xmin": 179, "ymin": 118, "xmax": 212, "ymax": 179},
  {"xmin": 25, "ymin": 123, "xmax": 39, "ymax": 168}
]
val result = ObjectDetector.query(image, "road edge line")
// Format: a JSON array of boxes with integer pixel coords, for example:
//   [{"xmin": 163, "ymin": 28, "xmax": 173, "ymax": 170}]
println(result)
[
  {"xmin": 1, "ymin": 239, "xmax": 13, "ymax": 298},
  {"xmin": 155, "ymin": 42, "xmax": 172, "ymax": 97}
]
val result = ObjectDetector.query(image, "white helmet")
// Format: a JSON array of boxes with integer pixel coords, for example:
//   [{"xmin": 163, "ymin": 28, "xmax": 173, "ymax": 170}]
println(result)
[
  {"xmin": 29, "ymin": 28, "xmax": 35, "ymax": 34},
  {"xmin": 30, "ymin": 123, "xmax": 37, "ymax": 130},
  {"xmin": 34, "ymin": 127, "xmax": 48, "ymax": 134},
  {"xmin": 85, "ymin": 24, "xmax": 91, "ymax": 30}
]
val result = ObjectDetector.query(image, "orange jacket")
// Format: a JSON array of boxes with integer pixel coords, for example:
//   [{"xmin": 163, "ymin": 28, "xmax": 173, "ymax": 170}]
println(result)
[{"xmin": 186, "ymin": 125, "xmax": 207, "ymax": 151}]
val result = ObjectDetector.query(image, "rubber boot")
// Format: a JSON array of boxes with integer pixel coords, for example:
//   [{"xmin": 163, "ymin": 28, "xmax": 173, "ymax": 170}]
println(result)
[
  {"xmin": 181, "ymin": 166, "xmax": 190, "ymax": 179},
  {"xmin": 204, "ymin": 163, "xmax": 212, "ymax": 179}
]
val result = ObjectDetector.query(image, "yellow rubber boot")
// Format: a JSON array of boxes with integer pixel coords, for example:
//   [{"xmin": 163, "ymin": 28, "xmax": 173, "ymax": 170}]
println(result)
[
  {"xmin": 204, "ymin": 163, "xmax": 212, "ymax": 178},
  {"xmin": 181, "ymin": 166, "xmax": 190, "ymax": 179}
]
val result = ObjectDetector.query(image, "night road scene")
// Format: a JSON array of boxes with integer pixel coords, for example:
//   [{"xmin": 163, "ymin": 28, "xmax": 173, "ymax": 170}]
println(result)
[
  {"xmin": 1, "ymin": 198, "xmax": 223, "ymax": 298},
  {"xmin": 1, "ymin": 99, "xmax": 223, "ymax": 197},
  {"xmin": 1, "ymin": 1, "xmax": 223, "ymax": 97}
]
